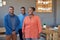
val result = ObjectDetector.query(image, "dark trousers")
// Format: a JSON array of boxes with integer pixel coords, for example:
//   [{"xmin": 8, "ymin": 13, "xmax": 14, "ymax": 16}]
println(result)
[{"xmin": 18, "ymin": 29, "xmax": 23, "ymax": 40}]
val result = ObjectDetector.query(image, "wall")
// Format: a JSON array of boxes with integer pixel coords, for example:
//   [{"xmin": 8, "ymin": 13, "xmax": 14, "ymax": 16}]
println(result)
[
  {"xmin": 0, "ymin": 0, "xmax": 59, "ymax": 27},
  {"xmin": 56, "ymin": 0, "xmax": 60, "ymax": 25}
]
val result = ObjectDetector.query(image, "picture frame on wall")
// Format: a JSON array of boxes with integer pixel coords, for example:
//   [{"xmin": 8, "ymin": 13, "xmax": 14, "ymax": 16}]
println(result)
[
  {"xmin": 0, "ymin": 0, "xmax": 2, "ymax": 7},
  {"xmin": 36, "ymin": 0, "xmax": 52, "ymax": 12}
]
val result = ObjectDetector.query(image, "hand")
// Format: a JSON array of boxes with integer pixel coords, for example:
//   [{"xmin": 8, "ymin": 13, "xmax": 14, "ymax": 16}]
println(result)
[
  {"xmin": 12, "ymin": 31, "xmax": 16, "ymax": 35},
  {"xmin": 12, "ymin": 31, "xmax": 17, "ymax": 40},
  {"xmin": 38, "ymin": 34, "xmax": 40, "ymax": 39},
  {"xmin": 22, "ymin": 33, "xmax": 25, "ymax": 39}
]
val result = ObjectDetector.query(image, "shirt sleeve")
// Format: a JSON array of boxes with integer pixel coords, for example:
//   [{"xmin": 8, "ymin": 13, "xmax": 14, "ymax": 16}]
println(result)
[
  {"xmin": 15, "ymin": 17, "xmax": 20, "ymax": 34},
  {"xmin": 22, "ymin": 17, "xmax": 26, "ymax": 34},
  {"xmin": 4, "ymin": 16, "xmax": 11, "ymax": 34},
  {"xmin": 37, "ymin": 16, "xmax": 42, "ymax": 34}
]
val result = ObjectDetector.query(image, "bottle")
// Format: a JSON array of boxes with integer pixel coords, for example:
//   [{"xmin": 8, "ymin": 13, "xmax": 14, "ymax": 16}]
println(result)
[{"xmin": 43, "ymin": 24, "xmax": 46, "ymax": 28}]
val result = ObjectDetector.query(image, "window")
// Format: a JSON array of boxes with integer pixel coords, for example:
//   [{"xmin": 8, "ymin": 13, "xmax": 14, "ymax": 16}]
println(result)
[
  {"xmin": 0, "ymin": 0, "xmax": 2, "ymax": 7},
  {"xmin": 36, "ymin": 0, "xmax": 52, "ymax": 12}
]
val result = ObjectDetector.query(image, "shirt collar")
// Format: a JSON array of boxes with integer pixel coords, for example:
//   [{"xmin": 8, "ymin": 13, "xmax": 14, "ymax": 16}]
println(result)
[{"xmin": 8, "ymin": 13, "xmax": 15, "ymax": 17}]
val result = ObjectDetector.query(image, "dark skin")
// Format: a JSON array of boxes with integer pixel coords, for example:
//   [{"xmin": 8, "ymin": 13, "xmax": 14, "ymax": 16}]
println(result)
[
  {"xmin": 28, "ymin": 8, "xmax": 34, "ymax": 18},
  {"xmin": 20, "ymin": 8, "xmax": 25, "ymax": 15},
  {"xmin": 23, "ymin": 8, "xmax": 40, "ymax": 39},
  {"xmin": 20, "ymin": 8, "xmax": 26, "ymax": 39},
  {"xmin": 22, "ymin": 8, "xmax": 34, "ymax": 38}
]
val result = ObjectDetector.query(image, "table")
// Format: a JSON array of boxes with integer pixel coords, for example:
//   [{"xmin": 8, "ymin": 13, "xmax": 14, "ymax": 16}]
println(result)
[{"xmin": 42, "ymin": 27, "xmax": 58, "ymax": 40}]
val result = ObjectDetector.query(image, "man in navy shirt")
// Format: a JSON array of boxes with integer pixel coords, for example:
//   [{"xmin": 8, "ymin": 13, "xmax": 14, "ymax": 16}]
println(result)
[{"xmin": 18, "ymin": 7, "xmax": 27, "ymax": 40}]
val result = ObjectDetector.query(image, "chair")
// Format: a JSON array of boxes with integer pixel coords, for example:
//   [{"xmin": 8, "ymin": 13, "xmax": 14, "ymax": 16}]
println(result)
[
  {"xmin": 44, "ymin": 28, "xmax": 52, "ymax": 40},
  {"xmin": 58, "ymin": 25, "xmax": 60, "ymax": 40},
  {"xmin": 0, "ymin": 27, "xmax": 6, "ymax": 37}
]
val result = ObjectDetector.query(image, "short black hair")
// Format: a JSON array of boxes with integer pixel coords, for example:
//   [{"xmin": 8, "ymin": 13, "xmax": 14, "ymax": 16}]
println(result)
[
  {"xmin": 30, "ymin": 7, "xmax": 35, "ymax": 11},
  {"xmin": 20, "ymin": 7, "xmax": 25, "ymax": 10},
  {"xmin": 9, "ymin": 6, "xmax": 14, "ymax": 9}
]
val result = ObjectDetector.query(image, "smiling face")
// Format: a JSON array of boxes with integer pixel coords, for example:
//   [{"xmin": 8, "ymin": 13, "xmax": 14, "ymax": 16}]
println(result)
[{"xmin": 28, "ymin": 7, "xmax": 34, "ymax": 15}]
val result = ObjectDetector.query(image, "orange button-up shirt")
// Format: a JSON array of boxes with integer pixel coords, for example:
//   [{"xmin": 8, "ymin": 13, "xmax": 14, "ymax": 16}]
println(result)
[{"xmin": 22, "ymin": 15, "xmax": 42, "ymax": 38}]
